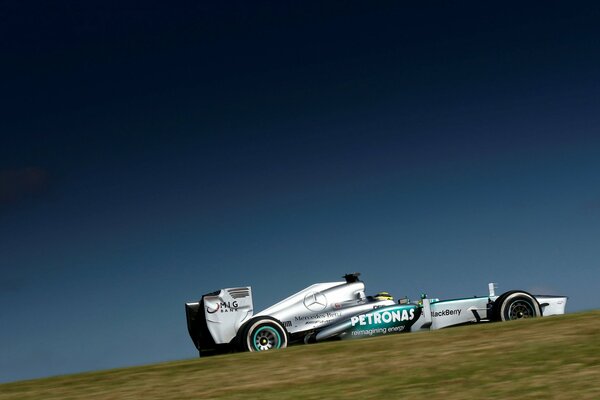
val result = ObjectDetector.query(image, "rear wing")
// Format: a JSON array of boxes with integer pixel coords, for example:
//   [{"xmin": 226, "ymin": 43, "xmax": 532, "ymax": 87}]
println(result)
[{"xmin": 185, "ymin": 287, "xmax": 254, "ymax": 353}]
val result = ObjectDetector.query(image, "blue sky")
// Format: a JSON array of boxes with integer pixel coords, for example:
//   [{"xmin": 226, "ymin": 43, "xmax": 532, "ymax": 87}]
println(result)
[{"xmin": 1, "ymin": 2, "xmax": 600, "ymax": 383}]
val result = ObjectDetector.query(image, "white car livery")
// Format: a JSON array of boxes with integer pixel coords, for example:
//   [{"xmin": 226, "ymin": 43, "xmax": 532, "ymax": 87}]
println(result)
[{"xmin": 185, "ymin": 273, "xmax": 567, "ymax": 355}]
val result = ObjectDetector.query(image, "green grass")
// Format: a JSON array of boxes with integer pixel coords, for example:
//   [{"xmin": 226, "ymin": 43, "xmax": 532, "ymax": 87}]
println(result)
[{"xmin": 2, "ymin": 311, "xmax": 599, "ymax": 400}]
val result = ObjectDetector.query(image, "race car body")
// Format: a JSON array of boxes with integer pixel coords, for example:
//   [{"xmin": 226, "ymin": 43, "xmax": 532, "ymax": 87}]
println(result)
[{"xmin": 185, "ymin": 273, "xmax": 567, "ymax": 355}]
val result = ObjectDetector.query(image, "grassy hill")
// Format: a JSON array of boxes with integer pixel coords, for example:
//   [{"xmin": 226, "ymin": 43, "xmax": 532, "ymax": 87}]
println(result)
[{"xmin": 1, "ymin": 310, "xmax": 599, "ymax": 400}]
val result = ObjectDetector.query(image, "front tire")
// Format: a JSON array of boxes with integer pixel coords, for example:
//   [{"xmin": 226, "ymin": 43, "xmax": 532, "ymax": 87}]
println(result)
[
  {"xmin": 493, "ymin": 291, "xmax": 542, "ymax": 321},
  {"xmin": 240, "ymin": 317, "xmax": 288, "ymax": 352}
]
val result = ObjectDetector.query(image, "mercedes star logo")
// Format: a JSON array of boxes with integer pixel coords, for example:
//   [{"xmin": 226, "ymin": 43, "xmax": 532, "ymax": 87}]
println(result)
[{"xmin": 303, "ymin": 291, "xmax": 327, "ymax": 312}]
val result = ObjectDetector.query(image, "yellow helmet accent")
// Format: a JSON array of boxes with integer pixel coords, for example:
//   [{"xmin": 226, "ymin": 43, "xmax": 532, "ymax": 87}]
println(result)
[{"xmin": 374, "ymin": 292, "xmax": 393, "ymax": 301}]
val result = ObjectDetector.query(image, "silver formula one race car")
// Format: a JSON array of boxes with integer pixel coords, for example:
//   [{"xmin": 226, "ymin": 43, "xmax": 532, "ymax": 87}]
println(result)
[{"xmin": 185, "ymin": 273, "xmax": 567, "ymax": 356}]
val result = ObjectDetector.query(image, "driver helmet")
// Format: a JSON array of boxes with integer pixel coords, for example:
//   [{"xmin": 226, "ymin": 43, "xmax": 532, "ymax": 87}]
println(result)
[{"xmin": 373, "ymin": 292, "xmax": 393, "ymax": 301}]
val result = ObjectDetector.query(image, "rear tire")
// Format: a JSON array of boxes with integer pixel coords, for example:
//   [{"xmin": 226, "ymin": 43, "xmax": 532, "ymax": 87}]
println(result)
[
  {"xmin": 240, "ymin": 317, "xmax": 288, "ymax": 352},
  {"xmin": 493, "ymin": 291, "xmax": 542, "ymax": 321}
]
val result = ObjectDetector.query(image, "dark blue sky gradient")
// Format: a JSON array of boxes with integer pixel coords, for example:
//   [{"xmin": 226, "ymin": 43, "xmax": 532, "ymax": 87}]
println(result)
[{"xmin": 1, "ymin": 2, "xmax": 600, "ymax": 383}]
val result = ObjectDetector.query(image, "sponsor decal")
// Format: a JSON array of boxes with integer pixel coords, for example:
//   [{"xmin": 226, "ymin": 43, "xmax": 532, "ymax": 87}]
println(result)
[
  {"xmin": 351, "ymin": 308, "xmax": 415, "ymax": 327},
  {"xmin": 206, "ymin": 300, "xmax": 239, "ymax": 314},
  {"xmin": 283, "ymin": 321, "xmax": 292, "ymax": 327},
  {"xmin": 431, "ymin": 309, "xmax": 462, "ymax": 318},
  {"xmin": 303, "ymin": 291, "xmax": 328, "ymax": 312},
  {"xmin": 295, "ymin": 311, "xmax": 342, "ymax": 322},
  {"xmin": 344, "ymin": 306, "xmax": 420, "ymax": 338},
  {"xmin": 350, "ymin": 325, "xmax": 406, "ymax": 337},
  {"xmin": 206, "ymin": 303, "xmax": 220, "ymax": 314}
]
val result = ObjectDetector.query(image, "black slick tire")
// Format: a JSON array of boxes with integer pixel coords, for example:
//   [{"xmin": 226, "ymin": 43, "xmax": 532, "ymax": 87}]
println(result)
[
  {"xmin": 239, "ymin": 317, "xmax": 288, "ymax": 352},
  {"xmin": 493, "ymin": 290, "xmax": 542, "ymax": 321}
]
